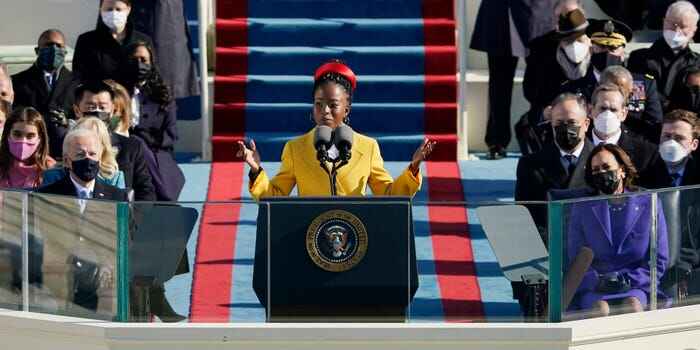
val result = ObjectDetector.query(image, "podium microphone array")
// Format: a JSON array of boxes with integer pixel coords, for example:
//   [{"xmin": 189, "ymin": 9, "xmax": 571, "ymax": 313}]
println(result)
[{"xmin": 313, "ymin": 125, "xmax": 354, "ymax": 195}]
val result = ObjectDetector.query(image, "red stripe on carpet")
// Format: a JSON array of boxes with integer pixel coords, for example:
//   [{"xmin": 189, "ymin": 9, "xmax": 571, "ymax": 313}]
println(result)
[
  {"xmin": 425, "ymin": 161, "xmax": 484, "ymax": 321},
  {"xmin": 189, "ymin": 162, "xmax": 244, "ymax": 322}
]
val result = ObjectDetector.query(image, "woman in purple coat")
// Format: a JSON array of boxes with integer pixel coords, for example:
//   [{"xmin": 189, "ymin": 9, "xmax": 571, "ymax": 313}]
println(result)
[{"xmin": 567, "ymin": 143, "xmax": 668, "ymax": 316}]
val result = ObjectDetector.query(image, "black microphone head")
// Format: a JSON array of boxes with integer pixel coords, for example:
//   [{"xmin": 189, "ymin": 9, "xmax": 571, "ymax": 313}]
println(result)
[
  {"xmin": 314, "ymin": 125, "xmax": 333, "ymax": 148},
  {"xmin": 333, "ymin": 124, "xmax": 353, "ymax": 149}
]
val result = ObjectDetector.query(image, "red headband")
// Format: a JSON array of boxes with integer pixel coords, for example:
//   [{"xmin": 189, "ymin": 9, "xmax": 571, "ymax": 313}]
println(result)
[{"xmin": 314, "ymin": 62, "xmax": 357, "ymax": 90}]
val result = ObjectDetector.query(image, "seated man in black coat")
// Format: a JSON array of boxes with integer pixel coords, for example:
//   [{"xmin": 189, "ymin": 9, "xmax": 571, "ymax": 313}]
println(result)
[
  {"xmin": 72, "ymin": 81, "xmax": 156, "ymax": 201},
  {"xmin": 39, "ymin": 128, "xmax": 128, "ymax": 312},
  {"xmin": 649, "ymin": 109, "xmax": 700, "ymax": 188},
  {"xmin": 587, "ymin": 83, "xmax": 661, "ymax": 188},
  {"xmin": 514, "ymin": 92, "xmax": 593, "ymax": 313},
  {"xmin": 12, "ymin": 29, "xmax": 78, "ymax": 159},
  {"xmin": 628, "ymin": 1, "xmax": 700, "ymax": 111}
]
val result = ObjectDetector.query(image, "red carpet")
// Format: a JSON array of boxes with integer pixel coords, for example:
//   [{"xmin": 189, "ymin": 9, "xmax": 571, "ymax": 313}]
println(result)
[
  {"xmin": 426, "ymin": 162, "xmax": 484, "ymax": 321},
  {"xmin": 189, "ymin": 162, "xmax": 244, "ymax": 322}
]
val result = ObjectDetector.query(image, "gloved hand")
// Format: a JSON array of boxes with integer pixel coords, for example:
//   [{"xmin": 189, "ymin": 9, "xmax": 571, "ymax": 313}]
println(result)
[{"xmin": 596, "ymin": 271, "xmax": 631, "ymax": 294}]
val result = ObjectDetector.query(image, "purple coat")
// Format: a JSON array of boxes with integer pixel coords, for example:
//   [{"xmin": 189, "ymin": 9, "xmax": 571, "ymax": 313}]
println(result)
[{"xmin": 566, "ymin": 193, "xmax": 669, "ymax": 310}]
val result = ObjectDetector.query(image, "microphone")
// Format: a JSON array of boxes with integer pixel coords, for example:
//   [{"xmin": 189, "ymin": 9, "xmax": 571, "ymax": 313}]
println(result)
[
  {"xmin": 314, "ymin": 125, "xmax": 333, "ymax": 162},
  {"xmin": 333, "ymin": 124, "xmax": 353, "ymax": 162}
]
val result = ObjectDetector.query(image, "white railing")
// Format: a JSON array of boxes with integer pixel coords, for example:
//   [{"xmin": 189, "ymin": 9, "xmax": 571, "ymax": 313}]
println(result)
[{"xmin": 198, "ymin": 0, "xmax": 214, "ymax": 161}]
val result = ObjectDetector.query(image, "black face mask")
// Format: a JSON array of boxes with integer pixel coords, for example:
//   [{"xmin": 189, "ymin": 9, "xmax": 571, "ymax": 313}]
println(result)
[
  {"xmin": 675, "ymin": 85, "xmax": 700, "ymax": 113},
  {"xmin": 554, "ymin": 123, "xmax": 582, "ymax": 151},
  {"xmin": 128, "ymin": 60, "xmax": 152, "ymax": 82},
  {"xmin": 71, "ymin": 158, "xmax": 100, "ymax": 182},
  {"xmin": 82, "ymin": 110, "xmax": 112, "ymax": 124},
  {"xmin": 591, "ymin": 52, "xmax": 624, "ymax": 72},
  {"xmin": 37, "ymin": 45, "xmax": 66, "ymax": 72},
  {"xmin": 591, "ymin": 170, "xmax": 621, "ymax": 195}
]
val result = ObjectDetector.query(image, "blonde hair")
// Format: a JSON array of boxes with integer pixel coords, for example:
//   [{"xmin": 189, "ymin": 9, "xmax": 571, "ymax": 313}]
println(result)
[
  {"xmin": 74, "ymin": 117, "xmax": 119, "ymax": 179},
  {"xmin": 103, "ymin": 79, "xmax": 131, "ymax": 135}
]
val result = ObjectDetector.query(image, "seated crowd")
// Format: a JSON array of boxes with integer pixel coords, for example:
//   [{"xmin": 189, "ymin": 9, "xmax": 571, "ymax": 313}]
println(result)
[
  {"xmin": 515, "ymin": 0, "xmax": 700, "ymax": 317},
  {"xmin": 0, "ymin": 0, "xmax": 188, "ymax": 321}
]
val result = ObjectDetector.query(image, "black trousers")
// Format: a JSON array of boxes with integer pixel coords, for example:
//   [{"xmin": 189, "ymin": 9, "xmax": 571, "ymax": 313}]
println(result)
[{"xmin": 485, "ymin": 54, "xmax": 519, "ymax": 149}]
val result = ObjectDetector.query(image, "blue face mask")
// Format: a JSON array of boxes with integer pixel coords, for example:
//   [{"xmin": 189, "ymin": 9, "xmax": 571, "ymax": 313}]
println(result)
[{"xmin": 37, "ymin": 45, "xmax": 66, "ymax": 72}]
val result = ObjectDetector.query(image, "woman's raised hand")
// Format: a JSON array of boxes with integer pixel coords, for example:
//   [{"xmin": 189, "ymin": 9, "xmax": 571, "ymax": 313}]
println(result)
[
  {"xmin": 236, "ymin": 140, "xmax": 262, "ymax": 173},
  {"xmin": 410, "ymin": 138, "xmax": 436, "ymax": 170}
]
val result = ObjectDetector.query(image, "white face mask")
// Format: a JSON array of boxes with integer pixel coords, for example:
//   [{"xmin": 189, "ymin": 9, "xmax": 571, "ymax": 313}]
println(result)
[
  {"xmin": 663, "ymin": 29, "xmax": 689, "ymax": 50},
  {"xmin": 659, "ymin": 139, "xmax": 689, "ymax": 164},
  {"xmin": 594, "ymin": 110, "xmax": 621, "ymax": 136},
  {"xmin": 563, "ymin": 41, "xmax": 590, "ymax": 64},
  {"xmin": 101, "ymin": 10, "xmax": 128, "ymax": 32}
]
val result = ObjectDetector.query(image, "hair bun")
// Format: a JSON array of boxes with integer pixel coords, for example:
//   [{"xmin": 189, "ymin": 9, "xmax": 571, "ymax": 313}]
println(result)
[{"xmin": 314, "ymin": 61, "xmax": 356, "ymax": 90}]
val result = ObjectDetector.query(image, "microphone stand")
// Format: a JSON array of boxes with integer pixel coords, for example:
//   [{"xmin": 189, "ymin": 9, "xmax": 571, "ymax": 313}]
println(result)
[{"xmin": 317, "ymin": 148, "xmax": 337, "ymax": 196}]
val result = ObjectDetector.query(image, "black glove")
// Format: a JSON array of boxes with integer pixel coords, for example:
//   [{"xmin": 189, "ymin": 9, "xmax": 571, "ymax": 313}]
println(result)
[{"xmin": 596, "ymin": 271, "xmax": 631, "ymax": 294}]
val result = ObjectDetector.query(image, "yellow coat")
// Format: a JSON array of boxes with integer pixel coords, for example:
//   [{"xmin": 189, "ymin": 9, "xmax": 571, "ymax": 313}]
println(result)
[{"xmin": 249, "ymin": 129, "xmax": 421, "ymax": 199}]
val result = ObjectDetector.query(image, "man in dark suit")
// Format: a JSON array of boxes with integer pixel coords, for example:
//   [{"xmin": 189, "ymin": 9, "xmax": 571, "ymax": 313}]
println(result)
[
  {"xmin": 39, "ymin": 128, "xmax": 128, "ymax": 312},
  {"xmin": 12, "ymin": 29, "xmax": 78, "ymax": 159},
  {"xmin": 470, "ymin": 0, "xmax": 558, "ymax": 159},
  {"xmin": 516, "ymin": 92, "xmax": 593, "ymax": 230},
  {"xmin": 628, "ymin": 1, "xmax": 700, "ymax": 111},
  {"xmin": 648, "ymin": 109, "xmax": 700, "ymax": 188},
  {"xmin": 72, "ymin": 81, "xmax": 156, "ymax": 201},
  {"xmin": 646, "ymin": 109, "xmax": 700, "ymax": 300},
  {"xmin": 587, "ymin": 83, "xmax": 660, "ymax": 188},
  {"xmin": 514, "ymin": 92, "xmax": 593, "ymax": 314}
]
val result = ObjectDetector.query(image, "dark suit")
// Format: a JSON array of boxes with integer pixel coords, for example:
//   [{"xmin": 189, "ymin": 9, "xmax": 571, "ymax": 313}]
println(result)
[
  {"xmin": 515, "ymin": 140, "xmax": 594, "ymax": 230},
  {"xmin": 628, "ymin": 39, "xmax": 700, "ymax": 111},
  {"xmin": 646, "ymin": 155, "xmax": 700, "ymax": 190},
  {"xmin": 132, "ymin": 97, "xmax": 184, "ymax": 201},
  {"xmin": 111, "ymin": 133, "xmax": 156, "ymax": 201},
  {"xmin": 470, "ymin": 0, "xmax": 557, "ymax": 150},
  {"xmin": 11, "ymin": 65, "xmax": 78, "ymax": 158},
  {"xmin": 38, "ymin": 175, "xmax": 128, "ymax": 311}
]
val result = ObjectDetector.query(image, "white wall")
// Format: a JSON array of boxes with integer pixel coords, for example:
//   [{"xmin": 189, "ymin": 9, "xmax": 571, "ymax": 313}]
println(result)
[{"xmin": 0, "ymin": 0, "xmax": 98, "ymax": 48}]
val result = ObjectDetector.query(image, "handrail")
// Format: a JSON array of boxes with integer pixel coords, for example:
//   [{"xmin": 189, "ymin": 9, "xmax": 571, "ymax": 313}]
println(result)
[{"xmin": 198, "ymin": 0, "xmax": 212, "ymax": 161}]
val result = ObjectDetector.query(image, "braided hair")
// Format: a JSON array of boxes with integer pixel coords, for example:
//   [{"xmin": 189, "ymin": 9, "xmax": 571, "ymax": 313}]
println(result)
[{"xmin": 312, "ymin": 71, "xmax": 354, "ymax": 104}]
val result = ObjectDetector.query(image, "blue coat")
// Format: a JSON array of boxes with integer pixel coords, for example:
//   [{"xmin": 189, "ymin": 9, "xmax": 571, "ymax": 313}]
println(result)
[{"xmin": 567, "ymin": 193, "xmax": 669, "ymax": 310}]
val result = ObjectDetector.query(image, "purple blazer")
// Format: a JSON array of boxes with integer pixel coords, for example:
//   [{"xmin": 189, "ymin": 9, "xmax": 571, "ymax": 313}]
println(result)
[{"xmin": 566, "ymin": 193, "xmax": 669, "ymax": 310}]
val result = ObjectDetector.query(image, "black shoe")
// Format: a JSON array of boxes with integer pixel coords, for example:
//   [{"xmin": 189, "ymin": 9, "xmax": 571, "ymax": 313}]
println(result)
[
  {"xmin": 486, "ymin": 146, "xmax": 507, "ymax": 160},
  {"xmin": 149, "ymin": 285, "xmax": 186, "ymax": 322}
]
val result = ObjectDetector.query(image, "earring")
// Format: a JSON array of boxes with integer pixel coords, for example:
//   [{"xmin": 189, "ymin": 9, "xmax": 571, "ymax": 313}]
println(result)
[{"xmin": 344, "ymin": 116, "xmax": 350, "ymax": 124}]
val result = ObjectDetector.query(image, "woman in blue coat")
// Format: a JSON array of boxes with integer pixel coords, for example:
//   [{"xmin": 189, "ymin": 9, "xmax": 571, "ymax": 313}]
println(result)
[{"xmin": 567, "ymin": 143, "xmax": 668, "ymax": 316}]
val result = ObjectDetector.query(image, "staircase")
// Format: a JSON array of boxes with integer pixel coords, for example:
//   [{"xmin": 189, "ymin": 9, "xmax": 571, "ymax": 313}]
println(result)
[{"xmin": 213, "ymin": 0, "xmax": 457, "ymax": 162}]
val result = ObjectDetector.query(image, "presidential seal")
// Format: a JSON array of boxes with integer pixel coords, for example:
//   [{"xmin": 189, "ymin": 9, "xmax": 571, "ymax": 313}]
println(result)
[{"xmin": 306, "ymin": 210, "xmax": 368, "ymax": 272}]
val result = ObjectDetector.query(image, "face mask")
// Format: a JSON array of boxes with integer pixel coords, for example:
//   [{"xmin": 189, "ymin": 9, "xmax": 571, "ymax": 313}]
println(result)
[
  {"xmin": 129, "ymin": 60, "xmax": 151, "ymax": 82},
  {"xmin": 664, "ymin": 30, "xmax": 689, "ymax": 50},
  {"xmin": 109, "ymin": 115, "xmax": 122, "ymax": 130},
  {"xmin": 37, "ymin": 45, "xmax": 66, "ymax": 72},
  {"xmin": 591, "ymin": 52, "xmax": 624, "ymax": 72},
  {"xmin": 82, "ymin": 109, "xmax": 112, "ymax": 124},
  {"xmin": 554, "ymin": 123, "xmax": 582, "ymax": 151},
  {"xmin": 592, "ymin": 170, "xmax": 621, "ymax": 195},
  {"xmin": 594, "ymin": 110, "xmax": 621, "ymax": 136},
  {"xmin": 70, "ymin": 158, "xmax": 100, "ymax": 182},
  {"xmin": 101, "ymin": 10, "xmax": 128, "ymax": 32},
  {"xmin": 8, "ymin": 139, "xmax": 39, "ymax": 161},
  {"xmin": 564, "ymin": 41, "xmax": 590, "ymax": 64},
  {"xmin": 659, "ymin": 139, "xmax": 689, "ymax": 164}
]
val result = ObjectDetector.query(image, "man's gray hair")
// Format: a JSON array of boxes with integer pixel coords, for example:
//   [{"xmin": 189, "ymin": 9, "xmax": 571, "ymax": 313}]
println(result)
[
  {"xmin": 666, "ymin": 1, "xmax": 700, "ymax": 25},
  {"xmin": 62, "ymin": 128, "xmax": 100, "ymax": 160},
  {"xmin": 550, "ymin": 92, "xmax": 588, "ymax": 118},
  {"xmin": 600, "ymin": 66, "xmax": 634, "ymax": 86}
]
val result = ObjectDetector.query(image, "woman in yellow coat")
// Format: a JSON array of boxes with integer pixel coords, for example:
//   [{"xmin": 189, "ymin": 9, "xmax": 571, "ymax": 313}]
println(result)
[{"xmin": 237, "ymin": 61, "xmax": 435, "ymax": 199}]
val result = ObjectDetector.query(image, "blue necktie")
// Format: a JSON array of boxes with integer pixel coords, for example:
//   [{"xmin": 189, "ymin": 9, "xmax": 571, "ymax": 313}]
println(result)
[
  {"xmin": 564, "ymin": 155, "xmax": 577, "ymax": 176},
  {"xmin": 671, "ymin": 173, "xmax": 682, "ymax": 187}
]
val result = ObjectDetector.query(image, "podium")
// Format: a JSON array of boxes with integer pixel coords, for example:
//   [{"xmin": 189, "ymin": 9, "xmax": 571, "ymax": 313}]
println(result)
[{"xmin": 252, "ymin": 196, "xmax": 418, "ymax": 322}]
